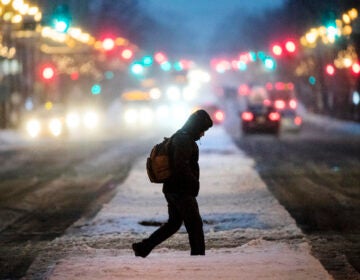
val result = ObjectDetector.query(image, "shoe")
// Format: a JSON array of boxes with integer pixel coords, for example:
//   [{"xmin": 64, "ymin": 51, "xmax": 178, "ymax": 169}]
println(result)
[{"xmin": 132, "ymin": 242, "xmax": 151, "ymax": 258}]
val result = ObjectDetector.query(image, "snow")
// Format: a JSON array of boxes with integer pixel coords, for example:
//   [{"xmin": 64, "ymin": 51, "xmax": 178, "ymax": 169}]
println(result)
[
  {"xmin": 3, "ymin": 110, "xmax": 356, "ymax": 279},
  {"xmin": 40, "ymin": 125, "xmax": 332, "ymax": 279},
  {"xmin": 49, "ymin": 242, "xmax": 329, "ymax": 280}
]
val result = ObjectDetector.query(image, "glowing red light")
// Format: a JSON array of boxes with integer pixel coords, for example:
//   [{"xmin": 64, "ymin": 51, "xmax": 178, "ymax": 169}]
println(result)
[
  {"xmin": 214, "ymin": 110, "xmax": 225, "ymax": 122},
  {"xmin": 102, "ymin": 38, "xmax": 115, "ymax": 51},
  {"xmin": 41, "ymin": 65, "xmax": 55, "ymax": 80},
  {"xmin": 352, "ymin": 63, "xmax": 360, "ymax": 75},
  {"xmin": 241, "ymin": 112, "xmax": 254, "ymax": 121},
  {"xmin": 326, "ymin": 64, "xmax": 335, "ymax": 76},
  {"xmin": 263, "ymin": 99, "xmax": 272, "ymax": 106},
  {"xmin": 294, "ymin": 116, "xmax": 302, "ymax": 126},
  {"xmin": 121, "ymin": 48, "xmax": 133, "ymax": 60},
  {"xmin": 272, "ymin": 44, "xmax": 283, "ymax": 56},
  {"xmin": 285, "ymin": 40, "xmax": 296, "ymax": 53},
  {"xmin": 269, "ymin": 112, "xmax": 281, "ymax": 121},
  {"xmin": 274, "ymin": 100, "xmax": 286, "ymax": 110},
  {"xmin": 154, "ymin": 52, "xmax": 167, "ymax": 64},
  {"xmin": 70, "ymin": 71, "xmax": 79, "ymax": 80},
  {"xmin": 275, "ymin": 82, "xmax": 285, "ymax": 90}
]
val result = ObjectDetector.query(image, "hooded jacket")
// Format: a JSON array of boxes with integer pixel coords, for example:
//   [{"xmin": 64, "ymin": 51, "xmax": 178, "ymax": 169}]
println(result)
[{"xmin": 163, "ymin": 110, "xmax": 213, "ymax": 197}]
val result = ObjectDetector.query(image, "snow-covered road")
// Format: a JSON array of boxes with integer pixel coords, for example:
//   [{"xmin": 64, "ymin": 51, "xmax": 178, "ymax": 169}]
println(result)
[{"xmin": 29, "ymin": 125, "xmax": 332, "ymax": 279}]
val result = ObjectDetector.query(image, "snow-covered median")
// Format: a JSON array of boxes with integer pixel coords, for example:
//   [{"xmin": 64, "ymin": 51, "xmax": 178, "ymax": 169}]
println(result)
[{"xmin": 34, "ymin": 126, "xmax": 331, "ymax": 279}]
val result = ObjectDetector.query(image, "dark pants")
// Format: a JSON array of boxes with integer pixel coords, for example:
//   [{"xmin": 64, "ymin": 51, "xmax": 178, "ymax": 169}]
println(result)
[{"xmin": 142, "ymin": 193, "xmax": 205, "ymax": 255}]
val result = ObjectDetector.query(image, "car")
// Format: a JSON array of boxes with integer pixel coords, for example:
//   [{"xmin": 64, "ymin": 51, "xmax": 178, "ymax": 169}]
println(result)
[
  {"xmin": 265, "ymin": 82, "xmax": 302, "ymax": 132},
  {"xmin": 241, "ymin": 104, "xmax": 281, "ymax": 134},
  {"xmin": 23, "ymin": 104, "xmax": 68, "ymax": 139}
]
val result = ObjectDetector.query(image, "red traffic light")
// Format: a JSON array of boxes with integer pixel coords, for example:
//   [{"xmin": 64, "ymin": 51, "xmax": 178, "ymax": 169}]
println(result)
[
  {"xmin": 102, "ymin": 38, "xmax": 115, "ymax": 51},
  {"xmin": 351, "ymin": 63, "xmax": 360, "ymax": 75},
  {"xmin": 271, "ymin": 44, "xmax": 283, "ymax": 56},
  {"xmin": 285, "ymin": 40, "xmax": 296, "ymax": 53},
  {"xmin": 154, "ymin": 52, "xmax": 167, "ymax": 64},
  {"xmin": 326, "ymin": 64, "xmax": 335, "ymax": 76},
  {"xmin": 40, "ymin": 65, "xmax": 56, "ymax": 81},
  {"xmin": 121, "ymin": 48, "xmax": 133, "ymax": 60}
]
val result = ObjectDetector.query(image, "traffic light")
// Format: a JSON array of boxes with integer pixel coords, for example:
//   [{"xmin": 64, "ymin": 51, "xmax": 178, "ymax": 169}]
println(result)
[
  {"xmin": 121, "ymin": 48, "xmax": 133, "ymax": 60},
  {"xmin": 102, "ymin": 38, "xmax": 115, "ymax": 52},
  {"xmin": 284, "ymin": 40, "xmax": 296, "ymax": 53},
  {"xmin": 264, "ymin": 57, "xmax": 276, "ymax": 71},
  {"xmin": 351, "ymin": 63, "xmax": 360, "ymax": 75},
  {"xmin": 142, "ymin": 55, "xmax": 153, "ymax": 67},
  {"xmin": 271, "ymin": 44, "xmax": 283, "ymax": 56},
  {"xmin": 270, "ymin": 40, "xmax": 297, "ymax": 57},
  {"xmin": 91, "ymin": 84, "xmax": 102, "ymax": 95},
  {"xmin": 40, "ymin": 64, "xmax": 56, "ymax": 81},
  {"xmin": 130, "ymin": 62, "xmax": 145, "ymax": 76},
  {"xmin": 325, "ymin": 64, "xmax": 335, "ymax": 76},
  {"xmin": 52, "ymin": 4, "xmax": 71, "ymax": 33},
  {"xmin": 154, "ymin": 52, "xmax": 167, "ymax": 64}
]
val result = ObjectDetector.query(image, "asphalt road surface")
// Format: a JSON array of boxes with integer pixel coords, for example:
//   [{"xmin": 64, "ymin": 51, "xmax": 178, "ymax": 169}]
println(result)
[
  {"xmin": 0, "ymin": 115, "xmax": 359, "ymax": 280},
  {"xmin": 231, "ymin": 121, "xmax": 360, "ymax": 280},
  {"xmin": 0, "ymin": 132, "xmax": 157, "ymax": 279}
]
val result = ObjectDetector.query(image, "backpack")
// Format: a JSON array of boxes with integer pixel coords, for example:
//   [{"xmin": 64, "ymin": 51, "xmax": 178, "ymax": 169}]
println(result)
[{"xmin": 146, "ymin": 136, "xmax": 173, "ymax": 183}]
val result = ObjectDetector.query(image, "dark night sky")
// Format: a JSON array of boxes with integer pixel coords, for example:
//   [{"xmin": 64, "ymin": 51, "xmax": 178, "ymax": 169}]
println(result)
[{"xmin": 139, "ymin": 0, "xmax": 285, "ymax": 56}]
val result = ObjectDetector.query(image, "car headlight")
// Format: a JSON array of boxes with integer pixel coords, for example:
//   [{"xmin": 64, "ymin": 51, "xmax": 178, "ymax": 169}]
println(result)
[
  {"xmin": 124, "ymin": 108, "xmax": 138, "ymax": 124},
  {"xmin": 49, "ymin": 118, "xmax": 63, "ymax": 137},
  {"xmin": 83, "ymin": 111, "xmax": 99, "ymax": 129},
  {"xmin": 26, "ymin": 119, "xmax": 41, "ymax": 138}
]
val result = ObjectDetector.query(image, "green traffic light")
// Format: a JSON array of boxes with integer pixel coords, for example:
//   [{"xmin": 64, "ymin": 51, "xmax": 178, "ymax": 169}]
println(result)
[
  {"xmin": 54, "ymin": 18, "xmax": 70, "ymax": 32},
  {"xmin": 91, "ymin": 84, "xmax": 102, "ymax": 95},
  {"xmin": 52, "ymin": 4, "xmax": 71, "ymax": 33},
  {"xmin": 160, "ymin": 61, "xmax": 171, "ymax": 71},
  {"xmin": 264, "ymin": 57, "xmax": 276, "ymax": 70},
  {"xmin": 142, "ymin": 56, "xmax": 153, "ymax": 66},
  {"xmin": 130, "ymin": 63, "xmax": 145, "ymax": 75}
]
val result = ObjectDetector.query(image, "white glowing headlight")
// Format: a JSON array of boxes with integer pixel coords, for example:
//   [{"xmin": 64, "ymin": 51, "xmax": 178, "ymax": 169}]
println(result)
[
  {"xmin": 83, "ymin": 111, "xmax": 99, "ymax": 129},
  {"xmin": 49, "ymin": 118, "xmax": 62, "ymax": 137},
  {"xmin": 66, "ymin": 112, "xmax": 81, "ymax": 129},
  {"xmin": 124, "ymin": 109, "xmax": 138, "ymax": 124},
  {"xmin": 166, "ymin": 86, "xmax": 181, "ymax": 101},
  {"xmin": 26, "ymin": 119, "xmax": 41, "ymax": 138},
  {"xmin": 139, "ymin": 108, "xmax": 154, "ymax": 125},
  {"xmin": 149, "ymin": 88, "xmax": 162, "ymax": 99}
]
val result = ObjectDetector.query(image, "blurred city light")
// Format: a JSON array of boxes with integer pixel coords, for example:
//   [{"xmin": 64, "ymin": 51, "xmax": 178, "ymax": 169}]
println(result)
[
  {"xmin": 102, "ymin": 38, "xmax": 115, "ymax": 51},
  {"xmin": 326, "ymin": 64, "xmax": 335, "ymax": 76}
]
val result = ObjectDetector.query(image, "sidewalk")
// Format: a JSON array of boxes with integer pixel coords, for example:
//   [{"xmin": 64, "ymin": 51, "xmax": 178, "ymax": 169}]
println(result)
[{"xmin": 31, "ymin": 125, "xmax": 332, "ymax": 280}]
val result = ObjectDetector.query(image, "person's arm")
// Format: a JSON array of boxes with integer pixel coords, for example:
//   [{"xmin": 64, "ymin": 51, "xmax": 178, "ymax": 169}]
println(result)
[{"xmin": 172, "ymin": 135, "xmax": 198, "ymax": 185}]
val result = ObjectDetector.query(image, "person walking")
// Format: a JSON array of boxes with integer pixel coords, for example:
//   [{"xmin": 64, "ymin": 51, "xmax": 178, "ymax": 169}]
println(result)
[{"xmin": 132, "ymin": 109, "xmax": 213, "ymax": 258}]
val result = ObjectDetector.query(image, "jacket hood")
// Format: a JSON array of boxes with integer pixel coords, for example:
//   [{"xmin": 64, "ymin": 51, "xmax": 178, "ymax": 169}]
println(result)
[{"xmin": 181, "ymin": 109, "xmax": 213, "ymax": 140}]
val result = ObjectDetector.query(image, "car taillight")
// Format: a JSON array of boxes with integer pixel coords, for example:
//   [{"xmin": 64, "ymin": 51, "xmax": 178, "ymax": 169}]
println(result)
[
  {"xmin": 294, "ymin": 116, "xmax": 302, "ymax": 125},
  {"xmin": 268, "ymin": 112, "xmax": 281, "ymax": 121},
  {"xmin": 274, "ymin": 100, "xmax": 286, "ymax": 110},
  {"xmin": 289, "ymin": 99, "xmax": 297, "ymax": 109},
  {"xmin": 241, "ymin": 112, "xmax": 254, "ymax": 121},
  {"xmin": 214, "ymin": 110, "xmax": 225, "ymax": 122},
  {"xmin": 263, "ymin": 99, "xmax": 272, "ymax": 106}
]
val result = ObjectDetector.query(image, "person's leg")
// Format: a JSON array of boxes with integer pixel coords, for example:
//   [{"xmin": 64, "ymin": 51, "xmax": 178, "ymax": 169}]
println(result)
[
  {"xmin": 133, "ymin": 193, "xmax": 182, "ymax": 257},
  {"xmin": 181, "ymin": 196, "xmax": 205, "ymax": 255}
]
